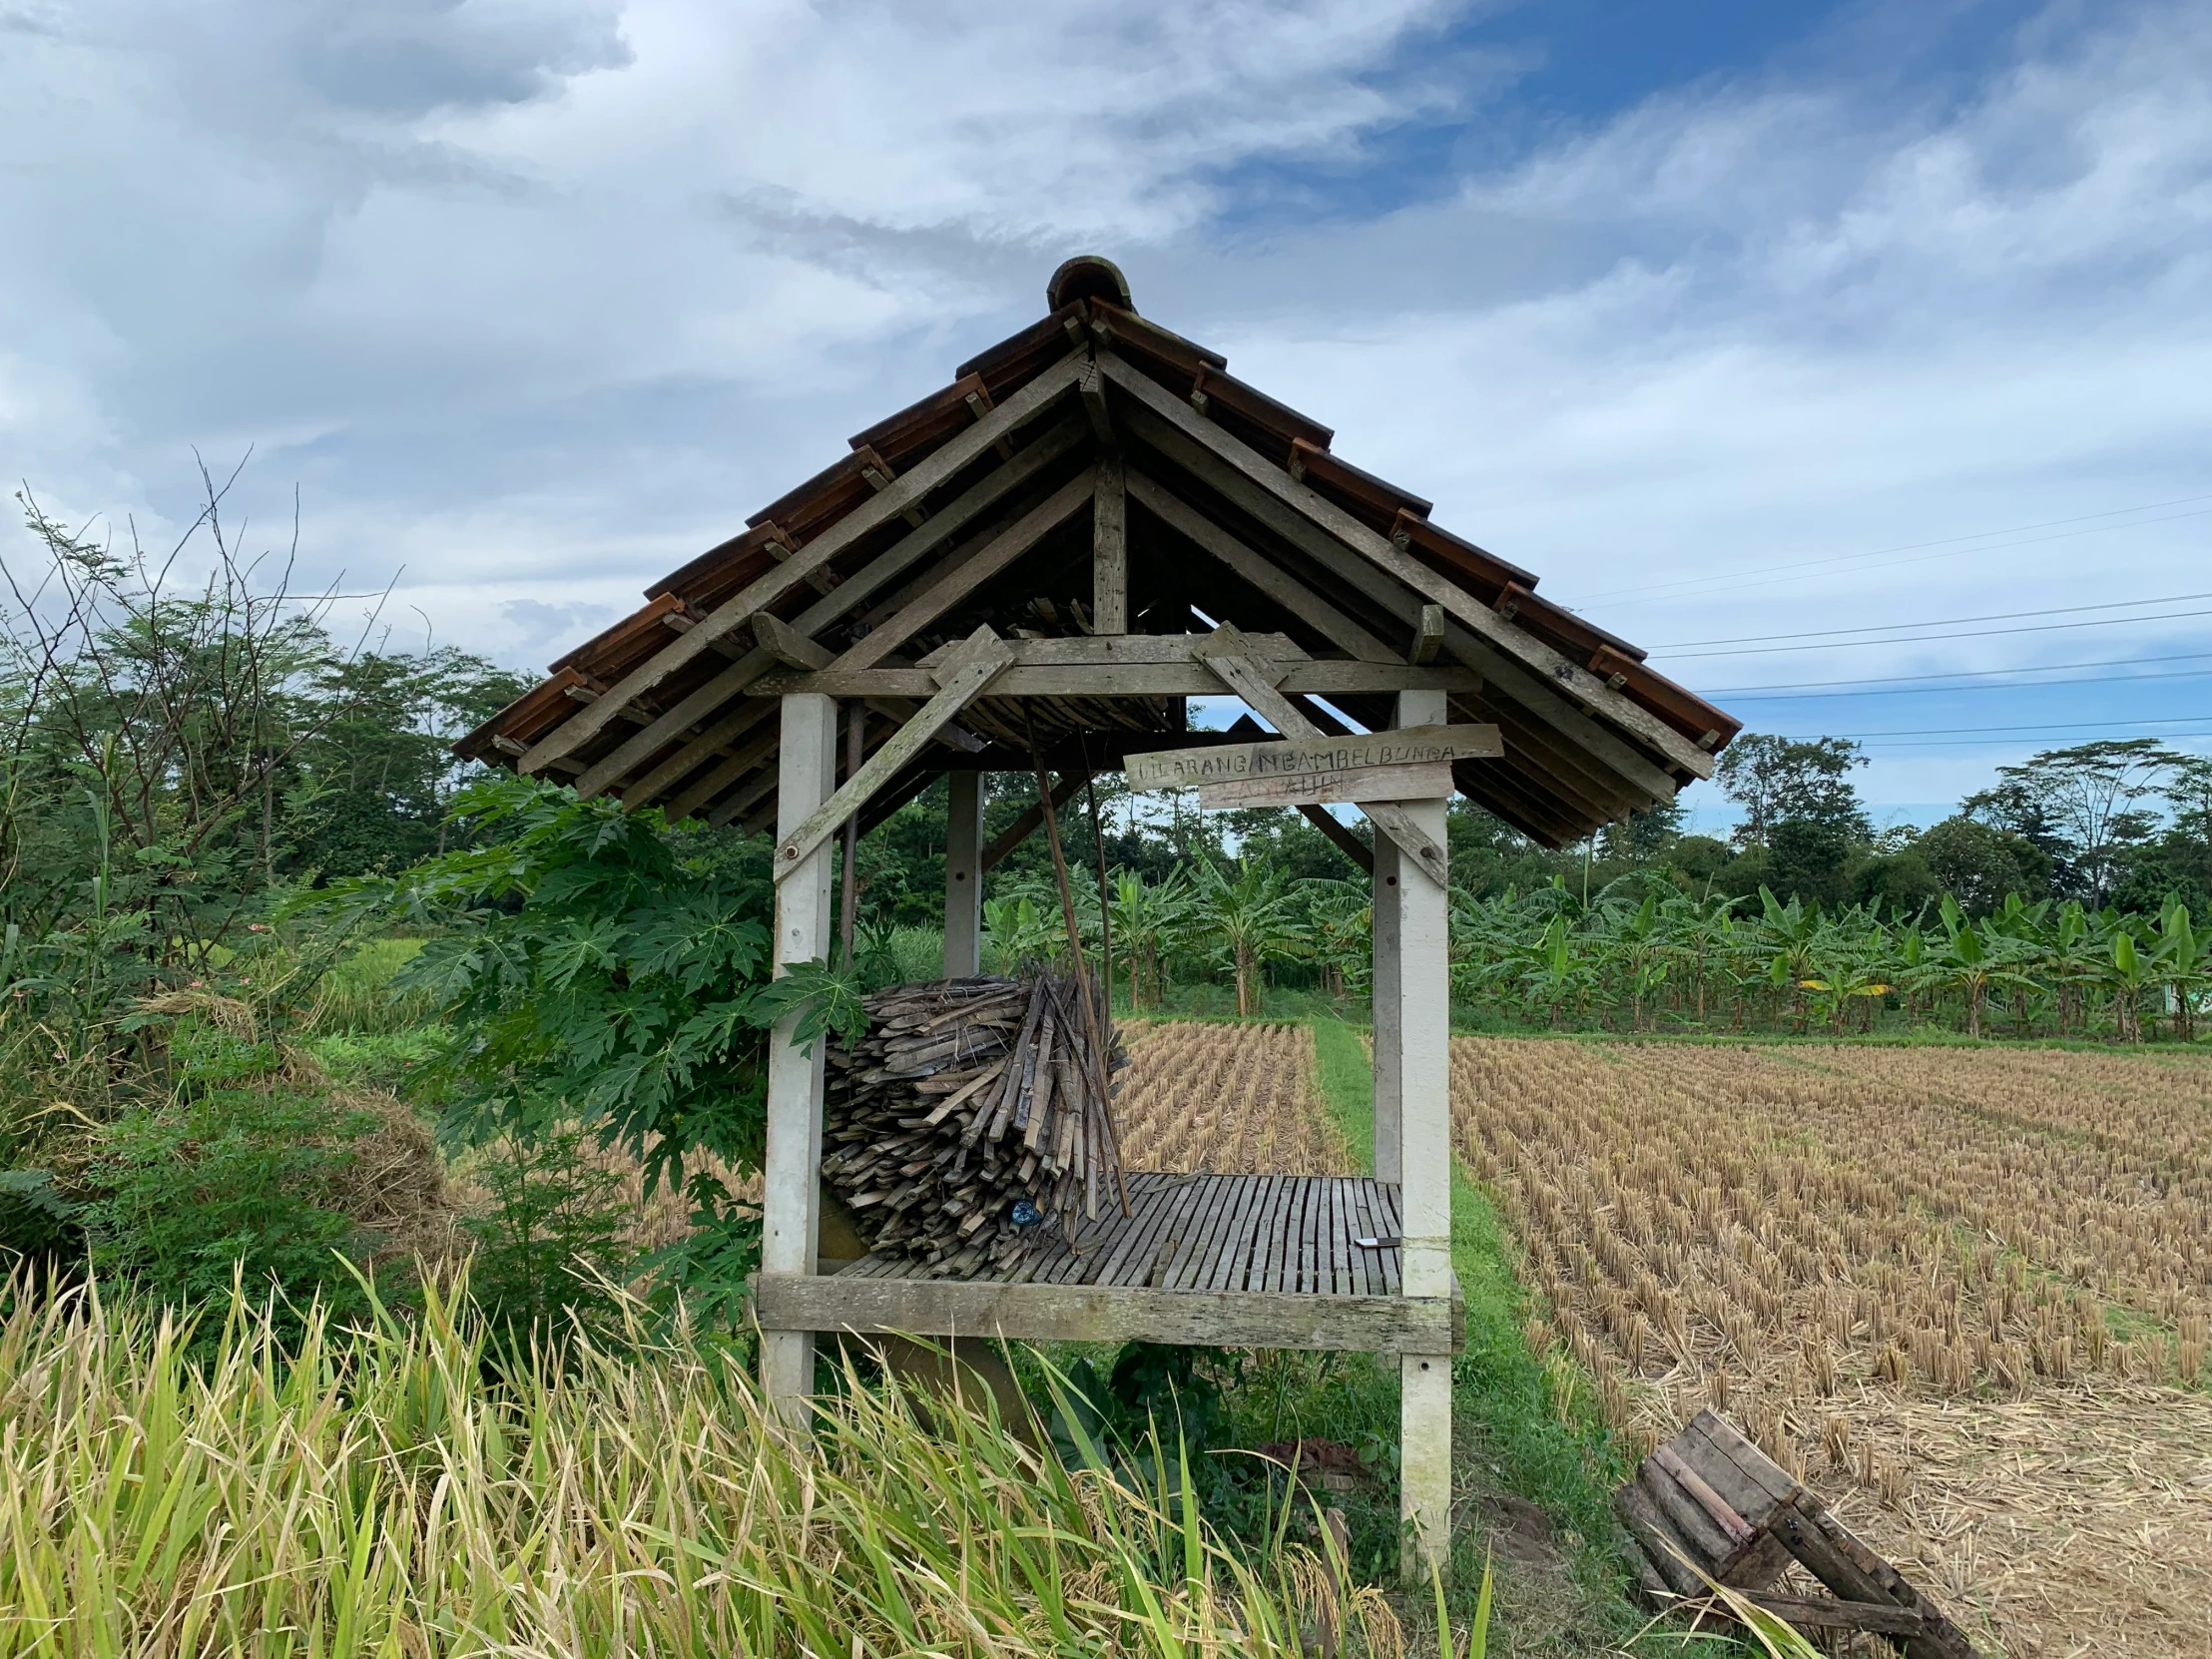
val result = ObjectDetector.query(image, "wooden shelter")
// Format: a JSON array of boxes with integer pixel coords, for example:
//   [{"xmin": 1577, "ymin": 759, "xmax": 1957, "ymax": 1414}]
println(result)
[{"xmin": 460, "ymin": 256, "xmax": 1740, "ymax": 1572}]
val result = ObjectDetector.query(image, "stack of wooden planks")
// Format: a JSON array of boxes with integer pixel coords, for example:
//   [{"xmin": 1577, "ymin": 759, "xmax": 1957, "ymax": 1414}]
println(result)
[
  {"xmin": 824, "ymin": 973, "xmax": 1130, "ymax": 1275},
  {"xmin": 1616, "ymin": 1409, "xmax": 1979, "ymax": 1656}
]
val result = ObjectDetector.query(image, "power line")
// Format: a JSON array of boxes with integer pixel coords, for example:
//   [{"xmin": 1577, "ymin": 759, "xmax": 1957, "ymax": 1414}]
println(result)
[
  {"xmin": 1718, "ymin": 667, "xmax": 2212, "ymax": 704},
  {"xmin": 1652, "ymin": 590, "xmax": 2212, "ymax": 651},
  {"xmin": 1659, "ymin": 606, "xmax": 2212, "ymax": 661},
  {"xmin": 1573, "ymin": 493, "xmax": 2212, "ymax": 604},
  {"xmin": 1706, "ymin": 650, "xmax": 2212, "ymax": 695},
  {"xmin": 1775, "ymin": 715, "xmax": 2212, "ymax": 741}
]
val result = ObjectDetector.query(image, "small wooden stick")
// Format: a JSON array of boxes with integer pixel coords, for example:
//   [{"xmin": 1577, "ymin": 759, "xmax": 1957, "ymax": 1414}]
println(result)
[{"xmin": 1026, "ymin": 703, "xmax": 1131, "ymax": 1216}]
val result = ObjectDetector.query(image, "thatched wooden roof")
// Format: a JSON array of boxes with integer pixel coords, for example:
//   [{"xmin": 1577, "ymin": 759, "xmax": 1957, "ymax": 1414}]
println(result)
[{"xmin": 458, "ymin": 256, "xmax": 1739, "ymax": 848}]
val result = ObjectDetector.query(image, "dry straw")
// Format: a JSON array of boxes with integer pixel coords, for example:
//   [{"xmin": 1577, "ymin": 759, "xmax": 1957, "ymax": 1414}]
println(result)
[
  {"xmin": 1449, "ymin": 1036, "xmax": 2212, "ymax": 1658},
  {"xmin": 0, "ymin": 1276, "xmax": 1397, "ymax": 1659}
]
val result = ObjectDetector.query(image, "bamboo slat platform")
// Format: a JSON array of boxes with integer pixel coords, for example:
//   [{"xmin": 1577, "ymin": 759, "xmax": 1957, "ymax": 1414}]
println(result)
[{"xmin": 753, "ymin": 1173, "xmax": 1462, "ymax": 1354}]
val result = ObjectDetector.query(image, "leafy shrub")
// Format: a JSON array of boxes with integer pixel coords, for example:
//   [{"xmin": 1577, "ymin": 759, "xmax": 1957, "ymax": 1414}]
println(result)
[
  {"xmin": 82, "ymin": 1085, "xmax": 381, "ymax": 1348},
  {"xmin": 460, "ymin": 1125, "xmax": 636, "ymax": 1343}
]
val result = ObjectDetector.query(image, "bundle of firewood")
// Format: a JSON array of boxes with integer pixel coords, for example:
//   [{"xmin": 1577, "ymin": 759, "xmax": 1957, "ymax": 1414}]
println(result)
[{"xmin": 824, "ymin": 973, "xmax": 1130, "ymax": 1274}]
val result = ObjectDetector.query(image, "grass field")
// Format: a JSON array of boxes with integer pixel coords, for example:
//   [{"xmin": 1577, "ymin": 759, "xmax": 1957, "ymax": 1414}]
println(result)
[
  {"xmin": 1106, "ymin": 1020, "xmax": 2212, "ymax": 1655},
  {"xmin": 1448, "ymin": 1036, "xmax": 2212, "ymax": 1658}
]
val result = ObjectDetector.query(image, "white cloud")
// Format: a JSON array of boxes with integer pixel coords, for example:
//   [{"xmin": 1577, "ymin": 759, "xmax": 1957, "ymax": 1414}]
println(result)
[{"xmin": 2, "ymin": 0, "xmax": 2207, "ymax": 801}]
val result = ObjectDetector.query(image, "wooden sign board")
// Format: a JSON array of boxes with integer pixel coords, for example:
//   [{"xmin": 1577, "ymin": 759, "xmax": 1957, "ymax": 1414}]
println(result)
[
  {"xmin": 1125, "ymin": 724, "xmax": 1500, "ymax": 810},
  {"xmin": 1196, "ymin": 761, "xmax": 1453, "ymax": 810}
]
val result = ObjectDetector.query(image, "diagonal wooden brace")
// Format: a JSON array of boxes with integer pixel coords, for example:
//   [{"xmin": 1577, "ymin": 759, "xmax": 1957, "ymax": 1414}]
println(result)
[
  {"xmin": 773, "ymin": 626, "xmax": 1015, "ymax": 881},
  {"xmin": 1192, "ymin": 623, "xmax": 1450, "ymax": 887}
]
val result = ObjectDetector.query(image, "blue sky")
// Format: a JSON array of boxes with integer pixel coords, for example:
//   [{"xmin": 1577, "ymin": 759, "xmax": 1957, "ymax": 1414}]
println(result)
[{"xmin": 3, "ymin": 0, "xmax": 2207, "ymax": 827}]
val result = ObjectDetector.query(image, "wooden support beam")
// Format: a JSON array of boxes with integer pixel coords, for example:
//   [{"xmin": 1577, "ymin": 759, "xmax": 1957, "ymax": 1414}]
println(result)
[
  {"xmin": 1093, "ymin": 452, "xmax": 1128, "ymax": 634},
  {"xmin": 752, "ymin": 661, "xmax": 1480, "ymax": 699},
  {"xmin": 944, "ymin": 771, "xmax": 984, "ymax": 976},
  {"xmin": 519, "ymin": 352, "xmax": 1084, "ymax": 775},
  {"xmin": 1191, "ymin": 625, "xmax": 1450, "ymax": 889},
  {"xmin": 754, "ymin": 612, "xmax": 831, "ymax": 669},
  {"xmin": 1126, "ymin": 468, "xmax": 1398, "ymax": 663},
  {"xmin": 1079, "ymin": 359, "xmax": 1117, "ymax": 447},
  {"xmin": 1410, "ymin": 604, "xmax": 1444, "ymax": 665},
  {"xmin": 1298, "ymin": 805, "xmax": 1374, "ymax": 874},
  {"xmin": 1103, "ymin": 355, "xmax": 1708, "ymax": 786},
  {"xmin": 774, "ymin": 628, "xmax": 1015, "ymax": 881},
  {"xmin": 762, "ymin": 692, "xmax": 836, "ymax": 1415},
  {"xmin": 562, "ymin": 422, "xmax": 1087, "ymax": 799},
  {"xmin": 664, "ymin": 718, "xmax": 784, "ymax": 822},
  {"xmin": 831, "ymin": 468, "xmax": 1097, "ymax": 674},
  {"xmin": 982, "ymin": 770, "xmax": 1091, "ymax": 871},
  {"xmin": 753, "ymin": 1274, "xmax": 1462, "ymax": 1354},
  {"xmin": 575, "ymin": 653, "xmax": 773, "ymax": 800}
]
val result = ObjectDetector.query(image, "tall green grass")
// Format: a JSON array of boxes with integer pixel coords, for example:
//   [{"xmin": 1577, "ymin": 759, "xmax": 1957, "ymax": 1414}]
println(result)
[{"xmin": 0, "ymin": 1276, "xmax": 1399, "ymax": 1658}]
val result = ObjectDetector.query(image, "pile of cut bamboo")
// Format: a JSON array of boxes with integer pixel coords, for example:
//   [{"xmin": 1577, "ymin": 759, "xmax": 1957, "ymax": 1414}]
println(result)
[{"xmin": 824, "ymin": 973, "xmax": 1130, "ymax": 1273}]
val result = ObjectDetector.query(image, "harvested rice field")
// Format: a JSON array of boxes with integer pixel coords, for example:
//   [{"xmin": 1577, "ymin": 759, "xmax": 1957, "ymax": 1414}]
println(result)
[
  {"xmin": 1454, "ymin": 1038, "xmax": 2212, "ymax": 1658},
  {"xmin": 1114, "ymin": 1019, "xmax": 1351, "ymax": 1176}
]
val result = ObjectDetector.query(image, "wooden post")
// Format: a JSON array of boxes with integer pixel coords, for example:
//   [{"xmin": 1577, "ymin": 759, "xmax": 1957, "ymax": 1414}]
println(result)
[
  {"xmin": 1388, "ymin": 687, "xmax": 1453, "ymax": 1579},
  {"xmin": 838, "ymin": 701, "xmax": 864, "ymax": 962},
  {"xmin": 762, "ymin": 692, "xmax": 837, "ymax": 1418},
  {"xmin": 1371, "ymin": 831, "xmax": 1401, "ymax": 1186},
  {"xmin": 1094, "ymin": 452, "xmax": 1128, "ymax": 634},
  {"xmin": 944, "ymin": 770, "xmax": 984, "ymax": 977}
]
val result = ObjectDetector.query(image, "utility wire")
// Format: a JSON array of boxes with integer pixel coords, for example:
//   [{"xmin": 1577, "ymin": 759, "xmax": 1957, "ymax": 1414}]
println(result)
[
  {"xmin": 1707, "ymin": 650, "xmax": 2212, "ymax": 695},
  {"xmin": 1652, "ymin": 590, "xmax": 2212, "ymax": 651},
  {"xmin": 1773, "ymin": 715, "xmax": 2212, "ymax": 740},
  {"xmin": 1658, "ymin": 606, "xmax": 2212, "ymax": 661},
  {"xmin": 1721, "ymin": 668, "xmax": 2212, "ymax": 703},
  {"xmin": 1574, "ymin": 493, "xmax": 2212, "ymax": 604}
]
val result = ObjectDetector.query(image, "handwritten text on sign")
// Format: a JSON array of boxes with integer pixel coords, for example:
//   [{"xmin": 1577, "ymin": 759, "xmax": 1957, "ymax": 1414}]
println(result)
[{"xmin": 1124, "ymin": 724, "xmax": 1502, "ymax": 796}]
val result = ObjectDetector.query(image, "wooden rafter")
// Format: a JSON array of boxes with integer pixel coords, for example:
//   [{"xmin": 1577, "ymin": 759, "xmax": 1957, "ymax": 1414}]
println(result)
[
  {"xmin": 520, "ymin": 352, "xmax": 1086, "ymax": 775},
  {"xmin": 1100, "ymin": 352, "xmax": 1709, "ymax": 788},
  {"xmin": 773, "ymin": 627, "xmax": 1017, "ymax": 881}
]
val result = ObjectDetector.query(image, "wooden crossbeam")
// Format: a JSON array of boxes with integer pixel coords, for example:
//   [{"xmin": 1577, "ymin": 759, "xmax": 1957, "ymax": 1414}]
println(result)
[
  {"xmin": 1093, "ymin": 452, "xmax": 1128, "ymax": 634},
  {"xmin": 1125, "ymin": 467, "xmax": 1398, "ymax": 664},
  {"xmin": 1101, "ymin": 351, "xmax": 1708, "ymax": 788},
  {"xmin": 831, "ymin": 467, "xmax": 1097, "ymax": 674},
  {"xmin": 751, "ymin": 661, "xmax": 1479, "ymax": 699},
  {"xmin": 1191, "ymin": 624, "xmax": 1451, "ymax": 887},
  {"xmin": 520, "ymin": 352, "xmax": 1085, "ymax": 775},
  {"xmin": 566, "ymin": 421, "xmax": 1088, "ymax": 798},
  {"xmin": 773, "ymin": 627, "xmax": 1016, "ymax": 882}
]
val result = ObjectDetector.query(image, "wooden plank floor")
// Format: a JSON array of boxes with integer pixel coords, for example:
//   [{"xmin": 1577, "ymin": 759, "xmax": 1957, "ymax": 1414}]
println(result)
[{"xmin": 837, "ymin": 1172, "xmax": 1402, "ymax": 1293}]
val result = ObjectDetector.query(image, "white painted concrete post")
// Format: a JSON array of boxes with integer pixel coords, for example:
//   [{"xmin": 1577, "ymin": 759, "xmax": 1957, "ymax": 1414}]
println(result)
[
  {"xmin": 944, "ymin": 771, "xmax": 984, "ymax": 978},
  {"xmin": 1388, "ymin": 687, "xmax": 1453, "ymax": 1579},
  {"xmin": 762, "ymin": 692, "xmax": 837, "ymax": 1417},
  {"xmin": 1371, "ymin": 832, "xmax": 1402, "ymax": 1185}
]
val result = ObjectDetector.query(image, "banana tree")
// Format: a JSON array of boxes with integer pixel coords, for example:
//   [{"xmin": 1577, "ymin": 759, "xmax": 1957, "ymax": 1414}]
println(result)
[
  {"xmin": 2151, "ymin": 899, "xmax": 2207, "ymax": 1043},
  {"xmin": 1755, "ymin": 887, "xmax": 1825, "ymax": 1032},
  {"xmin": 1518, "ymin": 912, "xmax": 1591, "ymax": 1029},
  {"xmin": 2104, "ymin": 924, "xmax": 2157, "ymax": 1042},
  {"xmin": 1107, "ymin": 868, "xmax": 1192, "ymax": 1012},
  {"xmin": 1188, "ymin": 856, "xmax": 1309, "ymax": 1017},
  {"xmin": 1799, "ymin": 927, "xmax": 1894, "ymax": 1034},
  {"xmin": 1913, "ymin": 896, "xmax": 2035, "ymax": 1039}
]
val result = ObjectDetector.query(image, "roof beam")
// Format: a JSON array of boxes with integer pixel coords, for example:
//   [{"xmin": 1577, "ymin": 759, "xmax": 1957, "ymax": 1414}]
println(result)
[
  {"xmin": 1125, "ymin": 467, "xmax": 1397, "ymax": 665},
  {"xmin": 773, "ymin": 628, "xmax": 1017, "ymax": 881},
  {"xmin": 557, "ymin": 417, "xmax": 1087, "ymax": 798},
  {"xmin": 830, "ymin": 467, "xmax": 1097, "ymax": 673},
  {"xmin": 1123, "ymin": 395, "xmax": 1677, "ymax": 809},
  {"xmin": 1190, "ymin": 623, "xmax": 1449, "ymax": 888},
  {"xmin": 520, "ymin": 351, "xmax": 1086, "ymax": 776},
  {"xmin": 1101, "ymin": 352, "xmax": 1711, "ymax": 787},
  {"xmin": 751, "ymin": 660, "xmax": 1479, "ymax": 699}
]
